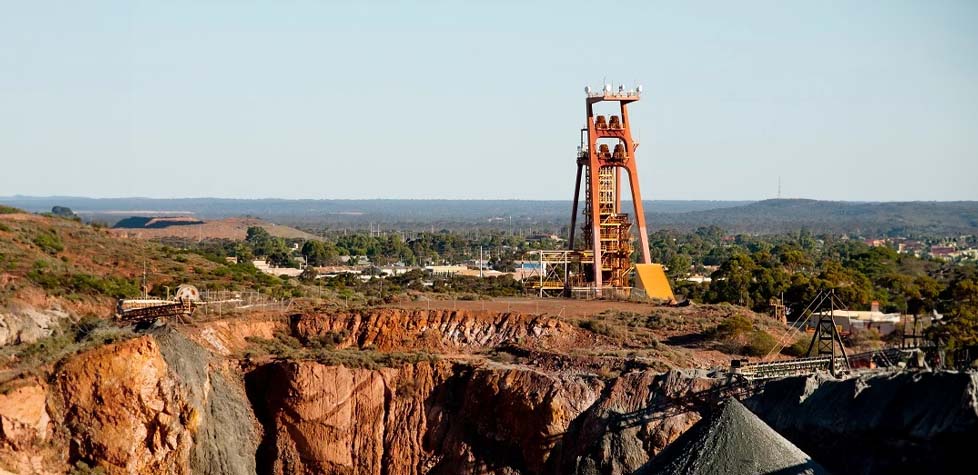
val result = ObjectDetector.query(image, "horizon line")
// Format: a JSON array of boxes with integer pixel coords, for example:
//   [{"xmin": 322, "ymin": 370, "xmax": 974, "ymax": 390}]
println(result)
[{"xmin": 4, "ymin": 195, "xmax": 978, "ymax": 204}]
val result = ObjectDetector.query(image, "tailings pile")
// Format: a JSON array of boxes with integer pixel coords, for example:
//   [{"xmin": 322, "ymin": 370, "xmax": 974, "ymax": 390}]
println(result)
[{"xmin": 640, "ymin": 398, "xmax": 826, "ymax": 475}]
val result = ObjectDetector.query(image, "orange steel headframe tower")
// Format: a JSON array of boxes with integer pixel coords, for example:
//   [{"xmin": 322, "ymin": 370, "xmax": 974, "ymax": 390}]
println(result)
[{"xmin": 568, "ymin": 84, "xmax": 652, "ymax": 296}]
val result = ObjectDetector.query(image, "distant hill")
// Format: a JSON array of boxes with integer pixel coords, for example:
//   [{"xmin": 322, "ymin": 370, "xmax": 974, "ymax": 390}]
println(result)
[
  {"xmin": 650, "ymin": 199, "xmax": 978, "ymax": 235},
  {"xmin": 0, "ymin": 196, "xmax": 749, "ymax": 222},
  {"xmin": 2, "ymin": 196, "xmax": 977, "ymax": 236}
]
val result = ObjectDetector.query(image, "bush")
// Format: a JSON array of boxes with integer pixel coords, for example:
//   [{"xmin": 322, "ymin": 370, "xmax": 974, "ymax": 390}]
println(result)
[
  {"xmin": 304, "ymin": 330, "xmax": 350, "ymax": 349},
  {"xmin": 743, "ymin": 330, "xmax": 778, "ymax": 357},
  {"xmin": 0, "ymin": 205, "xmax": 23, "ymax": 214},
  {"xmin": 243, "ymin": 330, "xmax": 437, "ymax": 370},
  {"xmin": 69, "ymin": 461, "xmax": 107, "ymax": 475},
  {"xmin": 578, "ymin": 319, "xmax": 624, "ymax": 339},
  {"xmin": 313, "ymin": 349, "xmax": 437, "ymax": 370},
  {"xmin": 782, "ymin": 336, "xmax": 812, "ymax": 357},
  {"xmin": 245, "ymin": 331, "xmax": 303, "ymax": 359},
  {"xmin": 11, "ymin": 316, "xmax": 133, "ymax": 367},
  {"xmin": 712, "ymin": 314, "xmax": 753, "ymax": 339},
  {"xmin": 26, "ymin": 261, "xmax": 140, "ymax": 298},
  {"xmin": 33, "ymin": 231, "xmax": 64, "ymax": 254}
]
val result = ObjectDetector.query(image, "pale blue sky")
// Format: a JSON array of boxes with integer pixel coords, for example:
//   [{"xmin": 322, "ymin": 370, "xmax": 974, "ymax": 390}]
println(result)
[{"xmin": 2, "ymin": 1, "xmax": 976, "ymax": 200}]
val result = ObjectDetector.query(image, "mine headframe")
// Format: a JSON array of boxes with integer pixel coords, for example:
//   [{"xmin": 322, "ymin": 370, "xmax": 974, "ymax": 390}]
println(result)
[
  {"xmin": 802, "ymin": 289, "xmax": 851, "ymax": 376},
  {"xmin": 566, "ymin": 84, "xmax": 674, "ymax": 300}
]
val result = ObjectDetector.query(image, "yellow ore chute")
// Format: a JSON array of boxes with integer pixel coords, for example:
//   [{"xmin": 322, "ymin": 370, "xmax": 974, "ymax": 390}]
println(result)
[{"xmin": 635, "ymin": 263, "xmax": 675, "ymax": 302}]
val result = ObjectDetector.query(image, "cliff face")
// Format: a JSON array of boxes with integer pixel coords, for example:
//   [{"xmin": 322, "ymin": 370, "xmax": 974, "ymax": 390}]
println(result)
[
  {"xmin": 551, "ymin": 369, "xmax": 718, "ymax": 475},
  {"xmin": 1, "ymin": 330, "xmax": 259, "ymax": 475},
  {"xmin": 425, "ymin": 365, "xmax": 605, "ymax": 475},
  {"xmin": 55, "ymin": 336, "xmax": 196, "ymax": 474},
  {"xmin": 290, "ymin": 309, "xmax": 586, "ymax": 352},
  {"xmin": 248, "ymin": 360, "xmax": 449, "ymax": 475},
  {"xmin": 247, "ymin": 359, "xmax": 709, "ymax": 475},
  {"xmin": 0, "ymin": 377, "xmax": 52, "ymax": 473}
]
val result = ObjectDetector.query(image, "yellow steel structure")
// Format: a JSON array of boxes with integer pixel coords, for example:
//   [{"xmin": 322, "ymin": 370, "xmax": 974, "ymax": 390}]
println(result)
[{"xmin": 634, "ymin": 264, "xmax": 676, "ymax": 301}]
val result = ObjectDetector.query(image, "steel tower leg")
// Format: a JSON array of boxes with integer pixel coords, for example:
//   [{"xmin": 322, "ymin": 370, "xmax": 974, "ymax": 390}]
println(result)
[
  {"xmin": 589, "ymin": 162, "xmax": 603, "ymax": 294},
  {"xmin": 627, "ymin": 167, "xmax": 651, "ymax": 264},
  {"xmin": 569, "ymin": 163, "xmax": 583, "ymax": 250}
]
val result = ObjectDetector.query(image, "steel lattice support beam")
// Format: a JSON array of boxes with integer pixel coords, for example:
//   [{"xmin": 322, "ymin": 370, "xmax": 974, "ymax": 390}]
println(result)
[{"xmin": 568, "ymin": 86, "xmax": 652, "ymax": 296}]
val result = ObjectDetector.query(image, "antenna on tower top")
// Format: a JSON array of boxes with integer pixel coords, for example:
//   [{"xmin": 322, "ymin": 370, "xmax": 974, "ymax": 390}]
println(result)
[{"xmin": 778, "ymin": 176, "xmax": 782, "ymax": 199}]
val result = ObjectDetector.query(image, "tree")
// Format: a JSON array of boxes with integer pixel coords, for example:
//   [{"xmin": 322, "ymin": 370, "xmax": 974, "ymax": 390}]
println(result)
[
  {"xmin": 929, "ymin": 277, "xmax": 978, "ymax": 351},
  {"xmin": 299, "ymin": 266, "xmax": 319, "ymax": 283},
  {"xmin": 246, "ymin": 226, "xmax": 272, "ymax": 247},
  {"xmin": 666, "ymin": 254, "xmax": 692, "ymax": 280},
  {"xmin": 247, "ymin": 226, "xmax": 296, "ymax": 267},
  {"xmin": 709, "ymin": 252, "xmax": 757, "ymax": 308},
  {"xmin": 302, "ymin": 240, "xmax": 338, "ymax": 267}
]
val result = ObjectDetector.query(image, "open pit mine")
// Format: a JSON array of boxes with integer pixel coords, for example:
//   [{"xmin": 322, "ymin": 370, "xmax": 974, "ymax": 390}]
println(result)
[{"xmin": 0, "ymin": 307, "xmax": 974, "ymax": 475}]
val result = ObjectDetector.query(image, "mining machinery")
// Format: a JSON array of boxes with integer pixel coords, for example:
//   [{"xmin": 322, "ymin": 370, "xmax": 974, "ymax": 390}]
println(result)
[{"xmin": 567, "ymin": 84, "xmax": 674, "ymax": 299}]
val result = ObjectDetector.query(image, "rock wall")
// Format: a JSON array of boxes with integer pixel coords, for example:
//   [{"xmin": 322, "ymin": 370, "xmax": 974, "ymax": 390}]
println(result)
[
  {"xmin": 155, "ymin": 329, "xmax": 259, "ymax": 475},
  {"xmin": 425, "ymin": 365, "xmax": 605, "ymax": 475},
  {"xmin": 549, "ymin": 369, "xmax": 717, "ymax": 475},
  {"xmin": 55, "ymin": 336, "xmax": 195, "ymax": 474},
  {"xmin": 246, "ymin": 359, "xmax": 709, "ymax": 475},
  {"xmin": 291, "ymin": 309, "xmax": 581, "ymax": 352},
  {"xmin": 745, "ymin": 370, "xmax": 978, "ymax": 475},
  {"xmin": 1, "ymin": 329, "xmax": 260, "ymax": 475},
  {"xmin": 0, "ymin": 301, "xmax": 68, "ymax": 346},
  {"xmin": 0, "ymin": 377, "xmax": 53, "ymax": 473},
  {"xmin": 247, "ymin": 360, "xmax": 452, "ymax": 475}
]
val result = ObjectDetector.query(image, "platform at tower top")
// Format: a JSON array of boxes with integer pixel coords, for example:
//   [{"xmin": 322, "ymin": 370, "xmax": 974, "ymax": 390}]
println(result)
[
  {"xmin": 586, "ymin": 92, "xmax": 641, "ymax": 103},
  {"xmin": 585, "ymin": 84, "xmax": 642, "ymax": 103}
]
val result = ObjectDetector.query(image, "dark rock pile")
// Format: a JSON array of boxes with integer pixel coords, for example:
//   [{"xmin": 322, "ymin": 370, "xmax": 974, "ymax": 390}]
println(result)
[{"xmin": 746, "ymin": 370, "xmax": 978, "ymax": 475}]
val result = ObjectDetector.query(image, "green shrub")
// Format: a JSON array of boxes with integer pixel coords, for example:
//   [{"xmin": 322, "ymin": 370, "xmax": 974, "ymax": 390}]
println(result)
[
  {"xmin": 69, "ymin": 461, "xmax": 107, "ymax": 475},
  {"xmin": 578, "ymin": 319, "xmax": 624, "ymax": 339},
  {"xmin": 712, "ymin": 314, "xmax": 753, "ymax": 339},
  {"xmin": 782, "ymin": 336, "xmax": 811, "ymax": 357},
  {"xmin": 245, "ymin": 331, "xmax": 303, "ymax": 359},
  {"xmin": 313, "ymin": 349, "xmax": 437, "ymax": 370},
  {"xmin": 304, "ymin": 330, "xmax": 350, "ymax": 349},
  {"xmin": 33, "ymin": 231, "xmax": 64, "ymax": 254},
  {"xmin": 12, "ymin": 316, "xmax": 133, "ymax": 367},
  {"xmin": 15, "ymin": 332, "xmax": 74, "ymax": 366},
  {"xmin": 743, "ymin": 330, "xmax": 778, "ymax": 357},
  {"xmin": 27, "ymin": 262, "xmax": 139, "ymax": 298},
  {"xmin": 0, "ymin": 205, "xmax": 23, "ymax": 214},
  {"xmin": 243, "ymin": 331, "xmax": 437, "ymax": 369}
]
